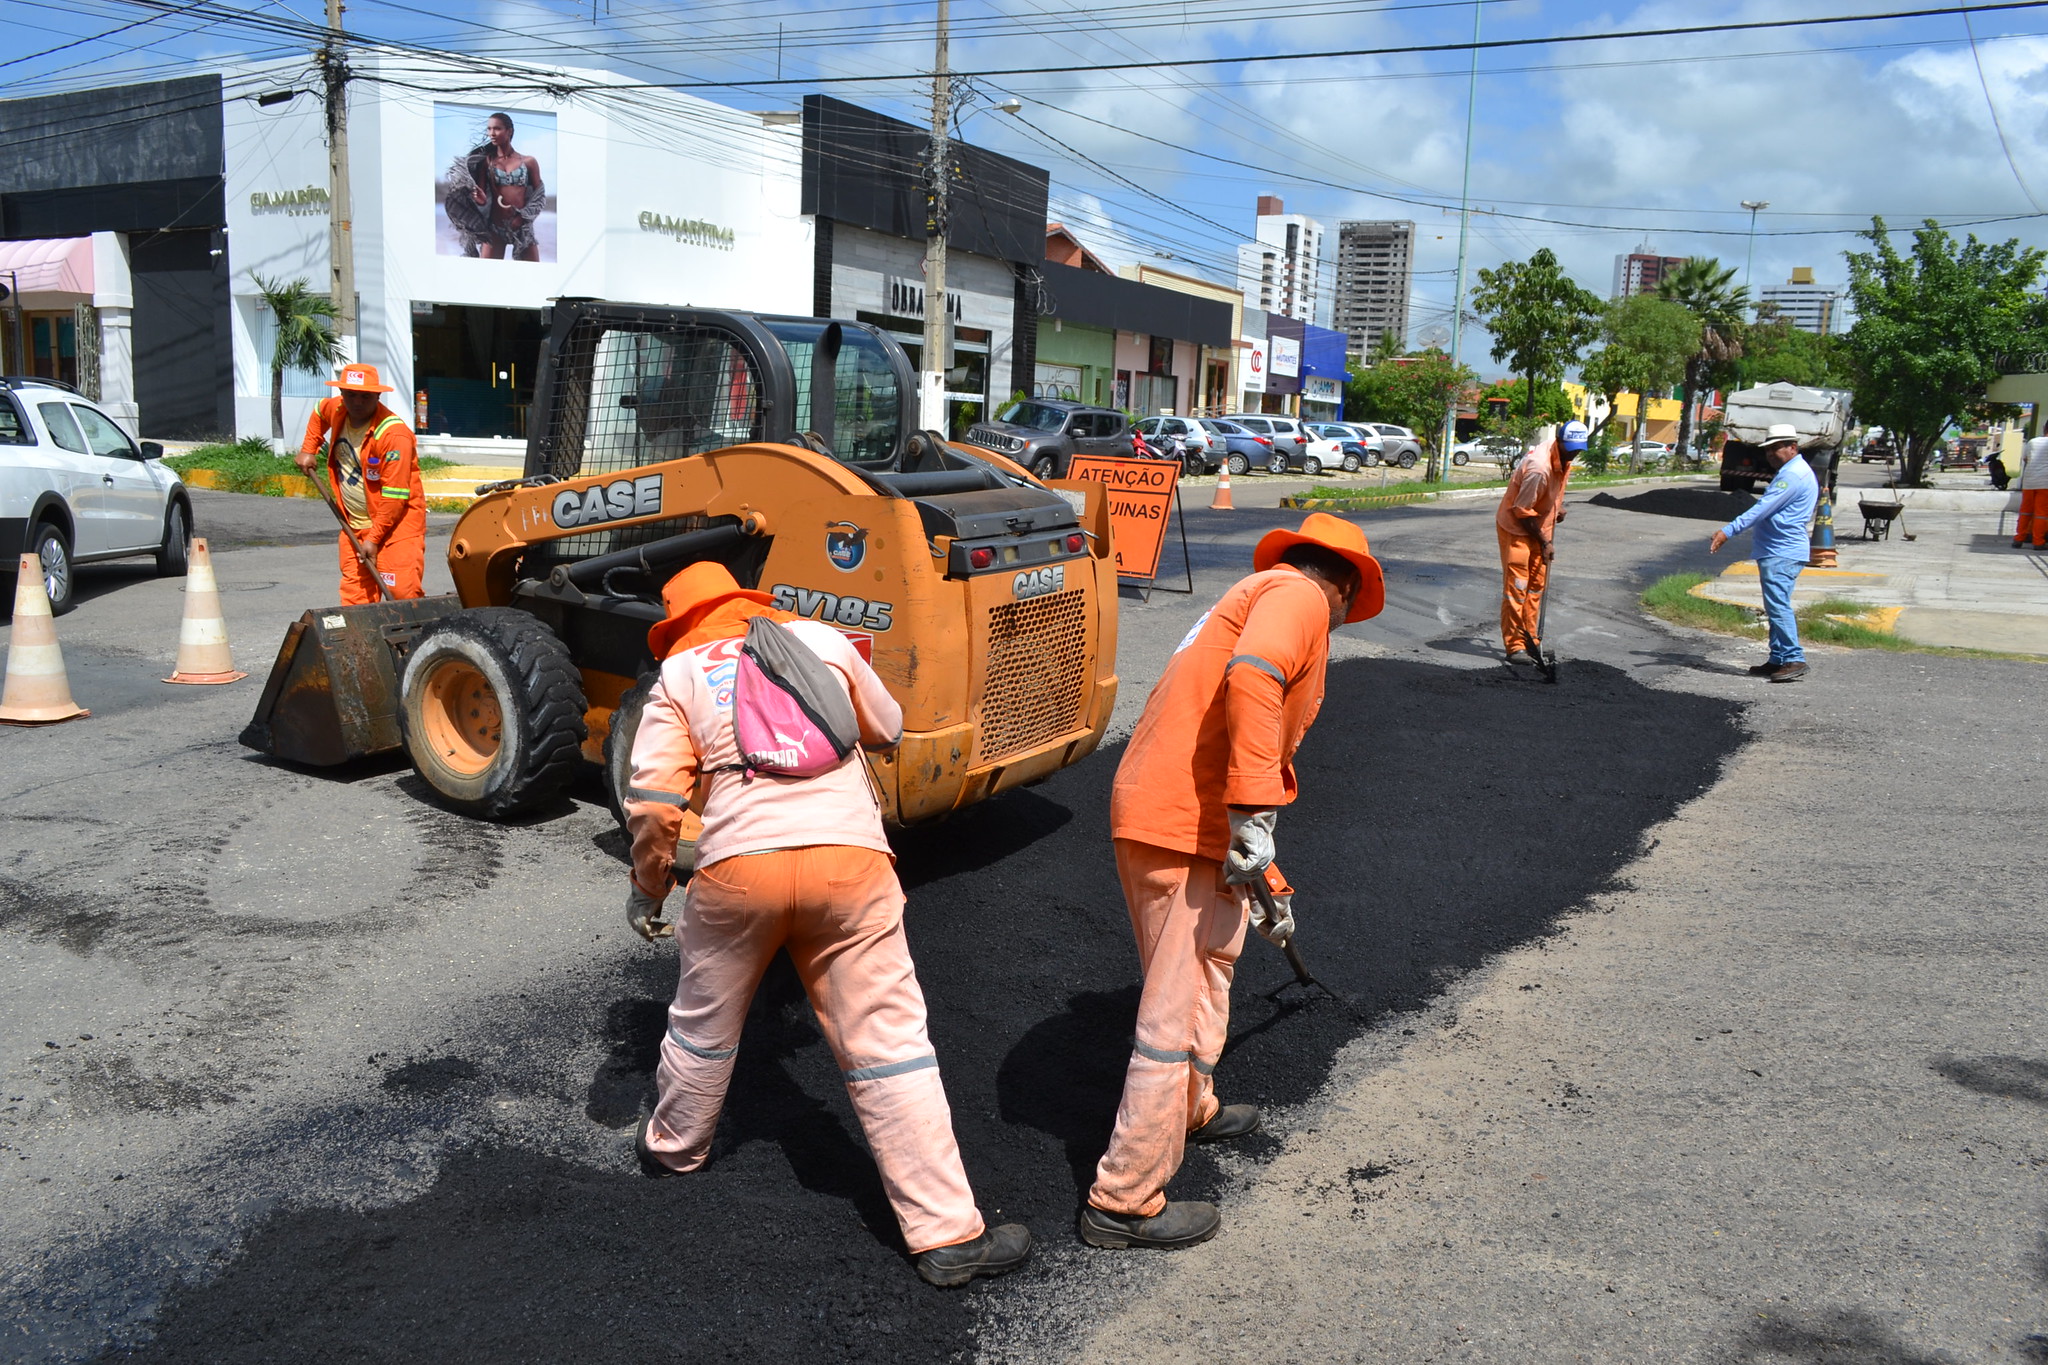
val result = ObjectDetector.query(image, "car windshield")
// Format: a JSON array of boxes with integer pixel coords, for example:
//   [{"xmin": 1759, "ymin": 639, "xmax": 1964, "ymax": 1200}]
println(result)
[{"xmin": 995, "ymin": 400, "xmax": 1069, "ymax": 432}]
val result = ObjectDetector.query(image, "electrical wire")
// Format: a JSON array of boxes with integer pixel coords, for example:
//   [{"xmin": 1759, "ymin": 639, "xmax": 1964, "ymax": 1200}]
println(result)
[{"xmin": 1959, "ymin": 3, "xmax": 2044, "ymax": 212}]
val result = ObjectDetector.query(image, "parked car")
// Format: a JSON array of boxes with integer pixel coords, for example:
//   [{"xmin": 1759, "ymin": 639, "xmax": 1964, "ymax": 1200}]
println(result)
[
  {"xmin": 1198, "ymin": 418, "xmax": 1275, "ymax": 477},
  {"xmin": 1264, "ymin": 429, "xmax": 1346, "ymax": 476},
  {"xmin": 1221, "ymin": 414, "xmax": 1313, "ymax": 463},
  {"xmin": 965, "ymin": 399, "xmax": 1131, "ymax": 479},
  {"xmin": 1133, "ymin": 415, "xmax": 1218, "ymax": 471},
  {"xmin": 1306, "ymin": 422, "xmax": 1376, "ymax": 473},
  {"xmin": 1, "ymin": 377, "xmax": 192, "ymax": 615},
  {"xmin": 1360, "ymin": 422, "xmax": 1422, "ymax": 468},
  {"xmin": 1612, "ymin": 438, "xmax": 1671, "ymax": 464},
  {"xmin": 1451, "ymin": 432, "xmax": 1522, "ymax": 468}
]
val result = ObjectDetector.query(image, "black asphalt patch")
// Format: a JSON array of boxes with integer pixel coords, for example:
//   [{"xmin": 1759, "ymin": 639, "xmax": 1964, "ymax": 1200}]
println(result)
[
  {"xmin": 1587, "ymin": 487, "xmax": 1754, "ymax": 521},
  {"xmin": 96, "ymin": 656, "xmax": 1745, "ymax": 1364}
]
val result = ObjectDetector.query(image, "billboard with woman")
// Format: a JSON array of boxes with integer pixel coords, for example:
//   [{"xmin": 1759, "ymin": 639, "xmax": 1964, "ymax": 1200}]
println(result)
[{"xmin": 434, "ymin": 104, "xmax": 556, "ymax": 262}]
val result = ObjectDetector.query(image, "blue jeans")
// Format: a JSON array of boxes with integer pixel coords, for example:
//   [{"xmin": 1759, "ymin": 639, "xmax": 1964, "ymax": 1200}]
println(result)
[{"xmin": 1757, "ymin": 555, "xmax": 1806, "ymax": 664}]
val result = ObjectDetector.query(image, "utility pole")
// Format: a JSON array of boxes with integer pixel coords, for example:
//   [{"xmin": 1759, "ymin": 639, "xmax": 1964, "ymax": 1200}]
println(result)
[
  {"xmin": 1438, "ymin": 0, "xmax": 1482, "ymax": 482},
  {"xmin": 919, "ymin": 0, "xmax": 951, "ymax": 434},
  {"xmin": 321, "ymin": 0, "xmax": 358, "ymax": 362}
]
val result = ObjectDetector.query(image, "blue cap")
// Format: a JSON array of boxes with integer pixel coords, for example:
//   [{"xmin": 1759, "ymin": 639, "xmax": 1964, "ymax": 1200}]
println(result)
[{"xmin": 1560, "ymin": 420, "xmax": 1589, "ymax": 451}]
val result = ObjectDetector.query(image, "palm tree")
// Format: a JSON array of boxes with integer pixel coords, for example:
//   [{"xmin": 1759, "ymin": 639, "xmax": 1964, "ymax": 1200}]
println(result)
[
  {"xmin": 1657, "ymin": 259, "xmax": 1748, "ymax": 466},
  {"xmin": 255, "ymin": 275, "xmax": 342, "ymax": 444}
]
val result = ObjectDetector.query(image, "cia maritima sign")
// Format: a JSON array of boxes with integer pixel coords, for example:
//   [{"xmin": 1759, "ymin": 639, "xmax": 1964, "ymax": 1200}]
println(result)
[{"xmin": 1064, "ymin": 455, "xmax": 1179, "ymax": 580}]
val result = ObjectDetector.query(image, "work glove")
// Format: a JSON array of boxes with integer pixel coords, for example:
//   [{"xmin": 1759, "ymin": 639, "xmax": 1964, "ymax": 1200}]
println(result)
[
  {"xmin": 627, "ymin": 883, "xmax": 672, "ymax": 942},
  {"xmin": 1224, "ymin": 809, "xmax": 1276, "ymax": 885},
  {"xmin": 1248, "ymin": 888, "xmax": 1295, "ymax": 948}
]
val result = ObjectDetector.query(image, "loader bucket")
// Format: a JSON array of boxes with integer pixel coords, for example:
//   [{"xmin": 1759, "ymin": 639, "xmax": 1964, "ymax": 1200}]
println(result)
[{"xmin": 240, "ymin": 597, "xmax": 464, "ymax": 765}]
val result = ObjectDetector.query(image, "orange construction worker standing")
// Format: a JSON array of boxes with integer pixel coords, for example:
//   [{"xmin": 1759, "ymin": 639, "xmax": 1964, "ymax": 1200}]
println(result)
[
  {"xmin": 622, "ymin": 561, "xmax": 1032, "ymax": 1288},
  {"xmin": 1081, "ymin": 512, "xmax": 1384, "ymax": 1251},
  {"xmin": 1495, "ymin": 419, "xmax": 1586, "ymax": 664},
  {"xmin": 295, "ymin": 363, "xmax": 426, "ymax": 603}
]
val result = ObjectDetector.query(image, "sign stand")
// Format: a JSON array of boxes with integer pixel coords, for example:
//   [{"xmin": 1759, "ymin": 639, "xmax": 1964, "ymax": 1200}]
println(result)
[{"xmin": 1133, "ymin": 484, "xmax": 1194, "ymax": 602}]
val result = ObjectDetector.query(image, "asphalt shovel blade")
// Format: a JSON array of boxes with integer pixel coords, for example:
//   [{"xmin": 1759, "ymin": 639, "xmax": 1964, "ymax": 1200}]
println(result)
[{"xmin": 1249, "ymin": 879, "xmax": 1351, "ymax": 1012}]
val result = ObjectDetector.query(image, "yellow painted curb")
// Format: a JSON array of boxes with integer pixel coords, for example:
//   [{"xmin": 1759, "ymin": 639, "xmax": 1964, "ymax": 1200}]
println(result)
[
  {"xmin": 1719, "ymin": 561, "xmax": 1882, "ymax": 578},
  {"xmin": 1821, "ymin": 605, "xmax": 1903, "ymax": 633},
  {"xmin": 180, "ymin": 467, "xmax": 322, "ymax": 498}
]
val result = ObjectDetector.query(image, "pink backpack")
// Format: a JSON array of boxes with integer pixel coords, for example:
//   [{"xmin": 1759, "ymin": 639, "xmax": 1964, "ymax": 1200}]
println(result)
[{"xmin": 725, "ymin": 615, "xmax": 861, "ymax": 778}]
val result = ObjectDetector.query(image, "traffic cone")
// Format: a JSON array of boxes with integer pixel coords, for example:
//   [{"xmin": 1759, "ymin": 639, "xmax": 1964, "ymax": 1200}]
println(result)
[
  {"xmin": 164, "ymin": 538, "xmax": 246, "ymax": 685},
  {"xmin": 0, "ymin": 553, "xmax": 88, "ymax": 724},
  {"xmin": 1210, "ymin": 462, "xmax": 1235, "ymax": 510}
]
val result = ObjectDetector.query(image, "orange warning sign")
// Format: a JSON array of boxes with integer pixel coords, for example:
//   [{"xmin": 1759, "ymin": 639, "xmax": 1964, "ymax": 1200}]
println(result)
[{"xmin": 1064, "ymin": 455, "xmax": 1179, "ymax": 579}]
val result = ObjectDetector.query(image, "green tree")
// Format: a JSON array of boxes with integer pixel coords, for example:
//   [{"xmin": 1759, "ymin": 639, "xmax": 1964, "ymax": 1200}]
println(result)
[
  {"xmin": 1476, "ymin": 376, "xmax": 1574, "ymax": 435},
  {"xmin": 1581, "ymin": 294, "xmax": 1697, "ymax": 469},
  {"xmin": 1469, "ymin": 248, "xmax": 1605, "ymax": 418},
  {"xmin": 1840, "ymin": 217, "xmax": 2048, "ymax": 486},
  {"xmin": 1342, "ymin": 348, "xmax": 1477, "ymax": 459},
  {"xmin": 1740, "ymin": 313, "xmax": 1855, "ymax": 389},
  {"xmin": 1656, "ymin": 258, "xmax": 1748, "ymax": 467},
  {"xmin": 255, "ymin": 275, "xmax": 342, "ymax": 444}
]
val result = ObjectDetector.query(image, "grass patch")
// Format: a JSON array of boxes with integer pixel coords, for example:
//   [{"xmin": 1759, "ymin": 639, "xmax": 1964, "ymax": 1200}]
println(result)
[
  {"xmin": 1643, "ymin": 576, "xmax": 2042, "ymax": 662},
  {"xmin": 166, "ymin": 439, "xmax": 451, "ymax": 495}
]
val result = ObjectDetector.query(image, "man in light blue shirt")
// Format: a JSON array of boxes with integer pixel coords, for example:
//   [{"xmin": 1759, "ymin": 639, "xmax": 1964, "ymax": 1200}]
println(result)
[{"xmin": 1710, "ymin": 424, "xmax": 1819, "ymax": 682}]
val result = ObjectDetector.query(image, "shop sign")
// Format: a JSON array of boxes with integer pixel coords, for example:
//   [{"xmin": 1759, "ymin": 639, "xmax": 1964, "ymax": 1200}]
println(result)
[
  {"xmin": 1243, "ymin": 339, "xmax": 1266, "ymax": 393},
  {"xmin": 884, "ymin": 276, "xmax": 963, "ymax": 320},
  {"xmin": 1271, "ymin": 336, "xmax": 1301, "ymax": 378},
  {"xmin": 250, "ymin": 185, "xmax": 330, "ymax": 216},
  {"xmin": 1305, "ymin": 376, "xmax": 1341, "ymax": 402},
  {"xmin": 638, "ymin": 211, "xmax": 735, "ymax": 251}
]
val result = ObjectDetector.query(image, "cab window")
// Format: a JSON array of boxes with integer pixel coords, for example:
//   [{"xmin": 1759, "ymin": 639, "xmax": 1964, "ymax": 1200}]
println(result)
[
  {"xmin": 38, "ymin": 402, "xmax": 87, "ymax": 453},
  {"xmin": 764, "ymin": 322, "xmax": 904, "ymax": 466},
  {"xmin": 71, "ymin": 405, "xmax": 137, "ymax": 458}
]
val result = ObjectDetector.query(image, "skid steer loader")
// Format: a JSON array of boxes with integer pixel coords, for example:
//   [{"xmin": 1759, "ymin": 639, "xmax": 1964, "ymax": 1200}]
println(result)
[{"xmin": 241, "ymin": 302, "xmax": 1121, "ymax": 837}]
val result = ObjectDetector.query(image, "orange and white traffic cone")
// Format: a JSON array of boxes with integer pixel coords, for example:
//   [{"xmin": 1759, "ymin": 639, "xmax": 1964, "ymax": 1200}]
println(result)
[
  {"xmin": 0, "ymin": 553, "xmax": 88, "ymax": 725},
  {"xmin": 1210, "ymin": 462, "xmax": 1235, "ymax": 510},
  {"xmin": 164, "ymin": 537, "xmax": 246, "ymax": 685}
]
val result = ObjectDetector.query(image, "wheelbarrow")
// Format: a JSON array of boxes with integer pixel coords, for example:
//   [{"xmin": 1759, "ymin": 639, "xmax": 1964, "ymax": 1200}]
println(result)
[{"xmin": 1859, "ymin": 499, "xmax": 1906, "ymax": 542}]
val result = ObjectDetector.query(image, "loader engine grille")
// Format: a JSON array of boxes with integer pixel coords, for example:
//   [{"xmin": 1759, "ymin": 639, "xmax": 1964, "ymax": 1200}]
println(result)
[{"xmin": 979, "ymin": 588, "xmax": 1090, "ymax": 764}]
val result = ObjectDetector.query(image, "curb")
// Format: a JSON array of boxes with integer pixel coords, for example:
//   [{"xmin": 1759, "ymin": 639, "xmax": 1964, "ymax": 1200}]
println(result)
[{"xmin": 177, "ymin": 467, "xmax": 470, "ymax": 515}]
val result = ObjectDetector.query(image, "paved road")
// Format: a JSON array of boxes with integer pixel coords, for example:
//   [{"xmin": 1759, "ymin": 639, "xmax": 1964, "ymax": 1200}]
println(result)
[{"xmin": 2, "ymin": 484, "xmax": 2042, "ymax": 1363}]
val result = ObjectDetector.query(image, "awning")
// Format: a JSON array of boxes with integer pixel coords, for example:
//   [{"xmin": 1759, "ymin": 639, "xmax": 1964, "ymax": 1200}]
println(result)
[{"xmin": 0, "ymin": 237, "xmax": 94, "ymax": 300}]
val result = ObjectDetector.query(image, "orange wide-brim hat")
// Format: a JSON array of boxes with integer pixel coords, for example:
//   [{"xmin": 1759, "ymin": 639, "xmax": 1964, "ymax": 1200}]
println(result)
[
  {"xmin": 646, "ymin": 560, "xmax": 776, "ymax": 659},
  {"xmin": 1253, "ymin": 511, "xmax": 1386, "ymax": 623},
  {"xmin": 327, "ymin": 363, "xmax": 396, "ymax": 394}
]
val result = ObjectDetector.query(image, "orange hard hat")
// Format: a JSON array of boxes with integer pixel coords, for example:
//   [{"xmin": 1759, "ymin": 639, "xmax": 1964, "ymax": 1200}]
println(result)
[
  {"xmin": 646, "ymin": 560, "xmax": 774, "ymax": 659},
  {"xmin": 1253, "ymin": 511, "xmax": 1386, "ymax": 623},
  {"xmin": 327, "ymin": 363, "xmax": 396, "ymax": 394}
]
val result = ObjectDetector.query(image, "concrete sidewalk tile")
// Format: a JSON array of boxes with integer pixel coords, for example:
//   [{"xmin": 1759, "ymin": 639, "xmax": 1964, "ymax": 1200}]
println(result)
[{"xmin": 1893, "ymin": 607, "xmax": 2048, "ymax": 655}]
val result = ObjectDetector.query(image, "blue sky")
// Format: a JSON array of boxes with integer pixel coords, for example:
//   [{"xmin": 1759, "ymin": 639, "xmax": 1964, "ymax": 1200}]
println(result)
[{"xmin": 9, "ymin": 0, "xmax": 2048, "ymax": 369}]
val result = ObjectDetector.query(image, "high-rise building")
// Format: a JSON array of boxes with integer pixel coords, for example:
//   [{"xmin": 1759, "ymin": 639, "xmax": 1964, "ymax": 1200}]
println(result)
[
  {"xmin": 1758, "ymin": 267, "xmax": 1841, "ymax": 334},
  {"xmin": 1236, "ymin": 195, "xmax": 1328, "ymax": 327},
  {"xmin": 1612, "ymin": 249, "xmax": 1687, "ymax": 299},
  {"xmin": 1332, "ymin": 220, "xmax": 1414, "ymax": 357}
]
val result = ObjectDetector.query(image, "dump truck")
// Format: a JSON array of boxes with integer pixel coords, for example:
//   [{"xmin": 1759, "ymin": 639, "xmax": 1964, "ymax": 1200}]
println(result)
[
  {"xmin": 1718, "ymin": 381, "xmax": 1849, "ymax": 493},
  {"xmin": 241, "ymin": 302, "xmax": 1121, "ymax": 842}
]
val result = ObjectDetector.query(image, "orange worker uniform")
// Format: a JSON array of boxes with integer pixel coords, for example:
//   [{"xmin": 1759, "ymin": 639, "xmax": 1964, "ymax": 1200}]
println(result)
[
  {"xmin": 622, "ymin": 562, "xmax": 992, "ymax": 1258},
  {"xmin": 1091, "ymin": 513, "xmax": 1385, "ymax": 1221},
  {"xmin": 299, "ymin": 364, "xmax": 426, "ymax": 604},
  {"xmin": 1495, "ymin": 438, "xmax": 1571, "ymax": 654},
  {"xmin": 2015, "ymin": 436, "xmax": 2048, "ymax": 549}
]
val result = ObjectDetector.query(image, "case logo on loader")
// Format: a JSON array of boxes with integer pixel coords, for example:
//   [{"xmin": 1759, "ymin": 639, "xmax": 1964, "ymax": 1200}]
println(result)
[
  {"xmin": 825, "ymin": 522, "xmax": 868, "ymax": 572},
  {"xmin": 552, "ymin": 475, "xmax": 663, "ymax": 529},
  {"xmin": 769, "ymin": 584, "xmax": 895, "ymax": 631},
  {"xmin": 1013, "ymin": 564, "xmax": 1066, "ymax": 600}
]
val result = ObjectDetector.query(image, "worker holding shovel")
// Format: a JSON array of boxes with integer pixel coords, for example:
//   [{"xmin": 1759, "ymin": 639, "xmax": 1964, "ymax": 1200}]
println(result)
[
  {"xmin": 1082, "ymin": 512, "xmax": 1384, "ymax": 1251},
  {"xmin": 1494, "ymin": 420, "xmax": 1584, "ymax": 665},
  {"xmin": 295, "ymin": 363, "xmax": 426, "ymax": 603}
]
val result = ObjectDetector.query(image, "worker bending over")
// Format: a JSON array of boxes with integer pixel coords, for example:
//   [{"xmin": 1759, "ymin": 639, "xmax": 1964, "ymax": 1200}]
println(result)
[
  {"xmin": 295, "ymin": 364, "xmax": 425, "ymax": 604},
  {"xmin": 1494, "ymin": 420, "xmax": 1585, "ymax": 664},
  {"xmin": 1083, "ymin": 512, "xmax": 1384, "ymax": 1250},
  {"xmin": 622, "ymin": 561, "xmax": 1030, "ymax": 1288}
]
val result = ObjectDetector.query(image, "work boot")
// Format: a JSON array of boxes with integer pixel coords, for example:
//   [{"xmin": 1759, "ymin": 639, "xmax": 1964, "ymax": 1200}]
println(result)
[
  {"xmin": 1189, "ymin": 1104, "xmax": 1262, "ymax": 1144},
  {"xmin": 1505, "ymin": 649, "xmax": 1538, "ymax": 666},
  {"xmin": 1078, "ymin": 1201, "xmax": 1222, "ymax": 1250},
  {"xmin": 1768, "ymin": 661, "xmax": 1809, "ymax": 684},
  {"xmin": 917, "ymin": 1222, "xmax": 1032, "ymax": 1287},
  {"xmin": 1746, "ymin": 660, "xmax": 1781, "ymax": 676},
  {"xmin": 634, "ymin": 1116, "xmax": 687, "ymax": 1179}
]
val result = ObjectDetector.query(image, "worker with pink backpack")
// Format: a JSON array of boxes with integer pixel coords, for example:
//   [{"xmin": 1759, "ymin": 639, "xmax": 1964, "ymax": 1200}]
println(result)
[{"xmin": 622, "ymin": 560, "xmax": 1030, "ymax": 1287}]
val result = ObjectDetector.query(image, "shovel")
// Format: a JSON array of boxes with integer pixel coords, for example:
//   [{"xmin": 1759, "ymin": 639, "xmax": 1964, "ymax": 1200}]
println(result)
[
  {"xmin": 1248, "ymin": 878, "xmax": 1348, "ymax": 1010},
  {"xmin": 304, "ymin": 459, "xmax": 395, "ymax": 602},
  {"xmin": 1531, "ymin": 556, "xmax": 1558, "ymax": 684}
]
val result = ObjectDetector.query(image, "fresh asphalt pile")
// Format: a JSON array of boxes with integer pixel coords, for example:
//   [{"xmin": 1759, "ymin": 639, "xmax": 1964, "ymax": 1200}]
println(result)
[
  {"xmin": 1586, "ymin": 486, "xmax": 1753, "ymax": 522},
  {"xmin": 93, "ymin": 656, "xmax": 1744, "ymax": 1364}
]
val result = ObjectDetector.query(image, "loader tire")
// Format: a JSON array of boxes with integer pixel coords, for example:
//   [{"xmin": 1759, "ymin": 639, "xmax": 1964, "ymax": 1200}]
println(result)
[
  {"xmin": 604, "ymin": 671, "xmax": 658, "ymax": 830},
  {"xmin": 401, "ymin": 608, "xmax": 587, "ymax": 819}
]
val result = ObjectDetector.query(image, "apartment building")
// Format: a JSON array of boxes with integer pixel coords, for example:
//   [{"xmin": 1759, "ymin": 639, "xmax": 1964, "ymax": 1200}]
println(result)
[
  {"xmin": 1757, "ymin": 267, "xmax": 1841, "ymax": 334},
  {"xmin": 1611, "ymin": 249, "xmax": 1687, "ymax": 299},
  {"xmin": 1236, "ymin": 195, "xmax": 1328, "ymax": 327},
  {"xmin": 1332, "ymin": 219, "xmax": 1413, "ymax": 357}
]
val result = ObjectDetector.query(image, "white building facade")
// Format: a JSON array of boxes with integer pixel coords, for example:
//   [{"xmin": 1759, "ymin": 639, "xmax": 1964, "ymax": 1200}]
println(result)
[{"xmin": 1235, "ymin": 196, "xmax": 1328, "ymax": 328}]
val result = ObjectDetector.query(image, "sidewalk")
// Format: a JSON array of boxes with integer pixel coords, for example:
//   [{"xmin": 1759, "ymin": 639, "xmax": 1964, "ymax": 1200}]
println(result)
[{"xmin": 1693, "ymin": 504, "xmax": 2048, "ymax": 655}]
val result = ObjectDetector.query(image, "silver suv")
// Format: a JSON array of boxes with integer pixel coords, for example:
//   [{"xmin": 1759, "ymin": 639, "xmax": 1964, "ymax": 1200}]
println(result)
[{"xmin": 0, "ymin": 378, "xmax": 192, "ymax": 614}]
